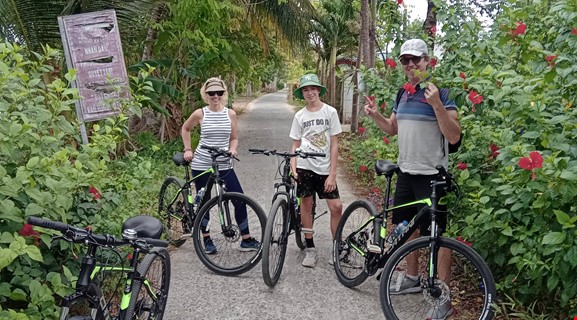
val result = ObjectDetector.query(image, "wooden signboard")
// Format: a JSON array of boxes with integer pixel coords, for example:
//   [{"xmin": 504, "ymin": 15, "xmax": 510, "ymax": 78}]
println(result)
[{"xmin": 58, "ymin": 10, "xmax": 130, "ymax": 143}]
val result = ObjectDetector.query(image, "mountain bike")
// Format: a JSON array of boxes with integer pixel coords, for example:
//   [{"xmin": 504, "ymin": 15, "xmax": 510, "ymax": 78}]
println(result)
[
  {"xmin": 158, "ymin": 145, "xmax": 266, "ymax": 276},
  {"xmin": 249, "ymin": 148, "xmax": 328, "ymax": 287},
  {"xmin": 27, "ymin": 215, "xmax": 170, "ymax": 320},
  {"xmin": 333, "ymin": 160, "xmax": 496, "ymax": 319}
]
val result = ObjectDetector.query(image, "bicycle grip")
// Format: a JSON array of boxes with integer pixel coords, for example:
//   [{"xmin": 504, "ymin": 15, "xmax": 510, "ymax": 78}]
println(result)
[
  {"xmin": 306, "ymin": 152, "xmax": 326, "ymax": 158},
  {"xmin": 144, "ymin": 238, "xmax": 169, "ymax": 248},
  {"xmin": 27, "ymin": 216, "xmax": 69, "ymax": 233}
]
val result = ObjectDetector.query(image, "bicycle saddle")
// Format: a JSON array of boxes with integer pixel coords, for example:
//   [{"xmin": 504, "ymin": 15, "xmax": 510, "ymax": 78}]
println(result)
[
  {"xmin": 172, "ymin": 152, "xmax": 188, "ymax": 166},
  {"xmin": 122, "ymin": 215, "xmax": 164, "ymax": 239},
  {"xmin": 375, "ymin": 160, "xmax": 398, "ymax": 177}
]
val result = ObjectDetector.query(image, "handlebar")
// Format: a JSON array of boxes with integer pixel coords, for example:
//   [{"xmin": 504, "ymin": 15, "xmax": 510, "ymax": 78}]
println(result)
[
  {"xmin": 27, "ymin": 216, "xmax": 168, "ymax": 248},
  {"xmin": 249, "ymin": 148, "xmax": 326, "ymax": 159},
  {"xmin": 201, "ymin": 145, "xmax": 239, "ymax": 162}
]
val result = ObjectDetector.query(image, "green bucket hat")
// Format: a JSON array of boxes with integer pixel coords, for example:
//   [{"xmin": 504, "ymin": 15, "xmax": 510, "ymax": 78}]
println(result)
[{"xmin": 294, "ymin": 74, "xmax": 327, "ymax": 100}]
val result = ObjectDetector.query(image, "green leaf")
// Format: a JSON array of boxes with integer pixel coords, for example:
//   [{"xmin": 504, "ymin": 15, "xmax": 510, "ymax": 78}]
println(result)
[
  {"xmin": 0, "ymin": 282, "xmax": 11, "ymax": 297},
  {"xmin": 0, "ymin": 248, "xmax": 18, "ymax": 270},
  {"xmin": 544, "ymin": 70, "xmax": 557, "ymax": 82},
  {"xmin": 554, "ymin": 210, "xmax": 572, "ymax": 225},
  {"xmin": 542, "ymin": 232, "xmax": 566, "ymax": 245},
  {"xmin": 479, "ymin": 196, "xmax": 490, "ymax": 204},
  {"xmin": 26, "ymin": 157, "xmax": 39, "ymax": 169},
  {"xmin": 560, "ymin": 170, "xmax": 577, "ymax": 180},
  {"xmin": 23, "ymin": 245, "xmax": 43, "ymax": 262},
  {"xmin": 547, "ymin": 276, "xmax": 559, "ymax": 292},
  {"xmin": 510, "ymin": 202, "xmax": 524, "ymax": 212},
  {"xmin": 459, "ymin": 169, "xmax": 470, "ymax": 180},
  {"xmin": 10, "ymin": 288, "xmax": 27, "ymax": 301}
]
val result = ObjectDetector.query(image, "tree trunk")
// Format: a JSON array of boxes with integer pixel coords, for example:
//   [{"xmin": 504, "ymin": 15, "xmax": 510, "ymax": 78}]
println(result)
[
  {"xmin": 424, "ymin": 0, "xmax": 437, "ymax": 52},
  {"xmin": 329, "ymin": 45, "xmax": 337, "ymax": 108},
  {"xmin": 351, "ymin": 33, "xmax": 363, "ymax": 133},
  {"xmin": 368, "ymin": 0, "xmax": 377, "ymax": 67},
  {"xmin": 360, "ymin": 0, "xmax": 370, "ymax": 67}
]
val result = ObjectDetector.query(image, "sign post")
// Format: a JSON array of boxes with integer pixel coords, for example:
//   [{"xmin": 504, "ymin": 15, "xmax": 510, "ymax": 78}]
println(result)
[{"xmin": 58, "ymin": 9, "xmax": 130, "ymax": 144}]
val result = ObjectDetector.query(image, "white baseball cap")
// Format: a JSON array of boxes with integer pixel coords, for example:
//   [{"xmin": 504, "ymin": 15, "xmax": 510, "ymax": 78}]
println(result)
[{"xmin": 399, "ymin": 39, "xmax": 429, "ymax": 58}]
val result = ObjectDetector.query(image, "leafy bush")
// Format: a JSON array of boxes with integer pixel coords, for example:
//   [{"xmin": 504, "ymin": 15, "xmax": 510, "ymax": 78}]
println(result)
[
  {"xmin": 0, "ymin": 42, "xmax": 166, "ymax": 319},
  {"xmin": 349, "ymin": 0, "xmax": 577, "ymax": 317}
]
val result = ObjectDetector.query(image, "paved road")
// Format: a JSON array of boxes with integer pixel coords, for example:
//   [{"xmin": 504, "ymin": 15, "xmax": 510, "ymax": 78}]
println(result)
[{"xmin": 163, "ymin": 92, "xmax": 385, "ymax": 320}]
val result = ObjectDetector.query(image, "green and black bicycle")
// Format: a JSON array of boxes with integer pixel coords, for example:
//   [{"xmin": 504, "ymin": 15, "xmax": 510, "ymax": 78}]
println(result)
[
  {"xmin": 27, "ymin": 215, "xmax": 170, "ymax": 320},
  {"xmin": 158, "ymin": 145, "xmax": 266, "ymax": 276},
  {"xmin": 333, "ymin": 160, "xmax": 496, "ymax": 319},
  {"xmin": 249, "ymin": 148, "xmax": 327, "ymax": 287}
]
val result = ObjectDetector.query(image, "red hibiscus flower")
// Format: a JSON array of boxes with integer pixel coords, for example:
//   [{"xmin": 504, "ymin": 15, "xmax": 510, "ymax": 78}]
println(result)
[
  {"xmin": 403, "ymin": 83, "xmax": 417, "ymax": 95},
  {"xmin": 373, "ymin": 187, "xmax": 380, "ymax": 194},
  {"xmin": 518, "ymin": 151, "xmax": 543, "ymax": 180},
  {"xmin": 360, "ymin": 165, "xmax": 368, "ymax": 172},
  {"xmin": 545, "ymin": 55, "xmax": 557, "ymax": 66},
  {"xmin": 358, "ymin": 127, "xmax": 366, "ymax": 134},
  {"xmin": 380, "ymin": 101, "xmax": 386, "ymax": 110},
  {"xmin": 429, "ymin": 58, "xmax": 437, "ymax": 68},
  {"xmin": 383, "ymin": 136, "xmax": 389, "ymax": 144},
  {"xmin": 397, "ymin": 0, "xmax": 403, "ymax": 4},
  {"xmin": 468, "ymin": 90, "xmax": 484, "ymax": 105},
  {"xmin": 490, "ymin": 144, "xmax": 500, "ymax": 159},
  {"xmin": 19, "ymin": 224, "xmax": 41, "ymax": 246},
  {"xmin": 430, "ymin": 26, "xmax": 437, "ymax": 34},
  {"xmin": 571, "ymin": 27, "xmax": 577, "ymax": 35},
  {"xmin": 456, "ymin": 236, "xmax": 473, "ymax": 247},
  {"xmin": 385, "ymin": 58, "xmax": 397, "ymax": 68},
  {"xmin": 459, "ymin": 72, "xmax": 466, "ymax": 80},
  {"xmin": 511, "ymin": 21, "xmax": 526, "ymax": 36},
  {"xmin": 457, "ymin": 162, "xmax": 468, "ymax": 170},
  {"xmin": 88, "ymin": 186, "xmax": 102, "ymax": 200}
]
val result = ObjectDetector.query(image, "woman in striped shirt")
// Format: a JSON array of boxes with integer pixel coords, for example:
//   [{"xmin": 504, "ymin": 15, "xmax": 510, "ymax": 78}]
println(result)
[{"xmin": 181, "ymin": 77, "xmax": 260, "ymax": 254}]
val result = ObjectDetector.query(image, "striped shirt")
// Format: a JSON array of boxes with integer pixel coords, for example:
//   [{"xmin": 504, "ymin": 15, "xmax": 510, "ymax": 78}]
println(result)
[
  {"xmin": 393, "ymin": 84, "xmax": 457, "ymax": 175},
  {"xmin": 191, "ymin": 107, "xmax": 232, "ymax": 170}
]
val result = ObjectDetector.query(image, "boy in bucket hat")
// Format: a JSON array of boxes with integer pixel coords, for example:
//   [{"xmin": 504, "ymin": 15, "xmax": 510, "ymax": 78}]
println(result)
[
  {"xmin": 289, "ymin": 74, "xmax": 343, "ymax": 268},
  {"xmin": 363, "ymin": 39, "xmax": 461, "ymax": 320}
]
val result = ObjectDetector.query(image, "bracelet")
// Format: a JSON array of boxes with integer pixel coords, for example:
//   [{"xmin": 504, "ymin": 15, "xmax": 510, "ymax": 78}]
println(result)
[{"xmin": 184, "ymin": 148, "xmax": 192, "ymax": 152}]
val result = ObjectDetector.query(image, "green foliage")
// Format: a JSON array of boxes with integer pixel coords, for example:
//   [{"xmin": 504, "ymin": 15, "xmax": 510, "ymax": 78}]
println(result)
[
  {"xmin": 0, "ymin": 42, "xmax": 167, "ymax": 319},
  {"xmin": 348, "ymin": 0, "xmax": 577, "ymax": 317}
]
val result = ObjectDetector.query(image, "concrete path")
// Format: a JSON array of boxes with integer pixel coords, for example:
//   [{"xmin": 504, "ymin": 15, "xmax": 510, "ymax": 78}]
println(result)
[{"xmin": 163, "ymin": 92, "xmax": 385, "ymax": 320}]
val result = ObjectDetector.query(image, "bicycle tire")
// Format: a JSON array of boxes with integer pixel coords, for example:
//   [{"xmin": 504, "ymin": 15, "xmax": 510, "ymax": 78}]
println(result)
[
  {"xmin": 294, "ymin": 202, "xmax": 305, "ymax": 250},
  {"xmin": 192, "ymin": 192, "xmax": 266, "ymax": 276},
  {"xmin": 125, "ymin": 247, "xmax": 171, "ymax": 320},
  {"xmin": 380, "ymin": 237, "xmax": 496, "ymax": 320},
  {"xmin": 333, "ymin": 199, "xmax": 375, "ymax": 287},
  {"xmin": 262, "ymin": 197, "xmax": 290, "ymax": 287},
  {"xmin": 158, "ymin": 177, "xmax": 189, "ymax": 247}
]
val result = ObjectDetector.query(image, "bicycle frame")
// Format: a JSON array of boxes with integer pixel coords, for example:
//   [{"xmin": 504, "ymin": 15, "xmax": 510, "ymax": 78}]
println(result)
[
  {"xmin": 346, "ymin": 170, "xmax": 448, "ymax": 286},
  {"xmin": 59, "ymin": 244, "xmax": 147, "ymax": 320}
]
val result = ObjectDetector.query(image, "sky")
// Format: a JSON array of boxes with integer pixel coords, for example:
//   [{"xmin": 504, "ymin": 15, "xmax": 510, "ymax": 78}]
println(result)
[{"xmin": 403, "ymin": 0, "xmax": 428, "ymax": 22}]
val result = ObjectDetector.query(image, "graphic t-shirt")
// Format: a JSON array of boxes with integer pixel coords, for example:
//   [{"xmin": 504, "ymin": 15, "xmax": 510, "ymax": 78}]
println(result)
[{"xmin": 289, "ymin": 104, "xmax": 342, "ymax": 175}]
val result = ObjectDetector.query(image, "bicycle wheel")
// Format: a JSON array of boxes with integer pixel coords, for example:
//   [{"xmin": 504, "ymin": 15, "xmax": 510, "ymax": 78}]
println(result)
[
  {"xmin": 262, "ymin": 197, "xmax": 290, "ymax": 287},
  {"xmin": 192, "ymin": 192, "xmax": 266, "ymax": 276},
  {"xmin": 294, "ymin": 201, "xmax": 305, "ymax": 250},
  {"xmin": 125, "ymin": 248, "xmax": 171, "ymax": 320},
  {"xmin": 158, "ymin": 177, "xmax": 189, "ymax": 247},
  {"xmin": 380, "ymin": 237, "xmax": 496, "ymax": 320},
  {"xmin": 333, "ymin": 199, "xmax": 375, "ymax": 287}
]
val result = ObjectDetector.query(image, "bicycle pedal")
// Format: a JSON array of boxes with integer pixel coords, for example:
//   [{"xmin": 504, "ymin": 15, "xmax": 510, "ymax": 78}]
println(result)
[
  {"xmin": 367, "ymin": 244, "xmax": 382, "ymax": 254},
  {"xmin": 180, "ymin": 233, "xmax": 192, "ymax": 238}
]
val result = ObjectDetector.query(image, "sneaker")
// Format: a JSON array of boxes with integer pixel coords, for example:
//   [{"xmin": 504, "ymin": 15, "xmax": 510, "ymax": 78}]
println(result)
[
  {"xmin": 389, "ymin": 273, "xmax": 422, "ymax": 295},
  {"xmin": 240, "ymin": 237, "xmax": 261, "ymax": 251},
  {"xmin": 426, "ymin": 299, "xmax": 453, "ymax": 320},
  {"xmin": 204, "ymin": 238, "xmax": 217, "ymax": 254},
  {"xmin": 302, "ymin": 247, "xmax": 317, "ymax": 268}
]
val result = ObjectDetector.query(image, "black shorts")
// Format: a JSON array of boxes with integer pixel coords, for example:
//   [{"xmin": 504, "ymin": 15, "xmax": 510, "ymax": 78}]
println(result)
[
  {"xmin": 296, "ymin": 168, "xmax": 340, "ymax": 199},
  {"xmin": 392, "ymin": 171, "xmax": 447, "ymax": 236}
]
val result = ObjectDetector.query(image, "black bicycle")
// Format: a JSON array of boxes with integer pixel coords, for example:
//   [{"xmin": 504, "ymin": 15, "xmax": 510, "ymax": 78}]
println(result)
[
  {"xmin": 249, "ymin": 148, "xmax": 327, "ymax": 287},
  {"xmin": 27, "ymin": 215, "xmax": 170, "ymax": 320},
  {"xmin": 333, "ymin": 160, "xmax": 496, "ymax": 319},
  {"xmin": 158, "ymin": 145, "xmax": 266, "ymax": 276}
]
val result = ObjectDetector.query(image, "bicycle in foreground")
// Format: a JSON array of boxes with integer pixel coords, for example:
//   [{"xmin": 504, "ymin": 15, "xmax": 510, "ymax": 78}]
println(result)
[
  {"xmin": 249, "ymin": 148, "xmax": 327, "ymax": 287},
  {"xmin": 333, "ymin": 160, "xmax": 496, "ymax": 319},
  {"xmin": 158, "ymin": 145, "xmax": 266, "ymax": 276},
  {"xmin": 27, "ymin": 215, "xmax": 170, "ymax": 320}
]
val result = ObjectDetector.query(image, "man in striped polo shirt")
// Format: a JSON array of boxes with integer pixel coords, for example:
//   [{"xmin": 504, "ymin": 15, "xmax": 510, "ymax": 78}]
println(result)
[{"xmin": 363, "ymin": 39, "xmax": 461, "ymax": 320}]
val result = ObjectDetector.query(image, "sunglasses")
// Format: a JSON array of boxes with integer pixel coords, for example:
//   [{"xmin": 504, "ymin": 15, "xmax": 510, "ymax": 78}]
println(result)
[
  {"xmin": 399, "ymin": 56, "xmax": 423, "ymax": 65},
  {"xmin": 207, "ymin": 91, "xmax": 224, "ymax": 96}
]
